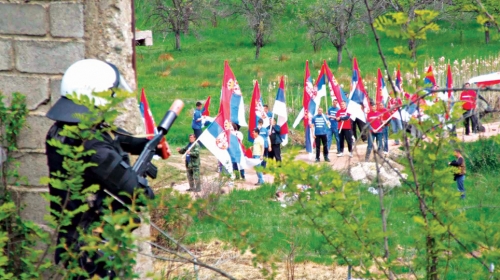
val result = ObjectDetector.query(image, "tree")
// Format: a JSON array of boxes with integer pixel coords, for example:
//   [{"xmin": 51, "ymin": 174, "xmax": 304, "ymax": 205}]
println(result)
[
  {"xmin": 300, "ymin": 0, "xmax": 365, "ymax": 65},
  {"xmin": 234, "ymin": 0, "xmax": 286, "ymax": 59},
  {"xmin": 451, "ymin": 0, "xmax": 500, "ymax": 44},
  {"xmin": 375, "ymin": 9, "xmax": 440, "ymax": 61},
  {"xmin": 149, "ymin": 0, "xmax": 204, "ymax": 50}
]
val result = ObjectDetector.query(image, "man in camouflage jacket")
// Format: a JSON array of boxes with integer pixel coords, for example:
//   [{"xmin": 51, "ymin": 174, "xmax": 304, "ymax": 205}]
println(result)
[{"xmin": 177, "ymin": 134, "xmax": 201, "ymax": 192}]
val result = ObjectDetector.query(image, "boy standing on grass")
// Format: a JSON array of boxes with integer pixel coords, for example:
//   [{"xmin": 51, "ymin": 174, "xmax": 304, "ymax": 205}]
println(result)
[
  {"xmin": 252, "ymin": 128, "xmax": 265, "ymax": 185},
  {"xmin": 177, "ymin": 134, "xmax": 201, "ymax": 192},
  {"xmin": 449, "ymin": 149, "xmax": 466, "ymax": 199}
]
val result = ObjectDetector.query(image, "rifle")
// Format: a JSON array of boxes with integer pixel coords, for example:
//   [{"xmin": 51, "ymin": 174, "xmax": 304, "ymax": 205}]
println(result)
[{"xmin": 133, "ymin": 100, "xmax": 184, "ymax": 196}]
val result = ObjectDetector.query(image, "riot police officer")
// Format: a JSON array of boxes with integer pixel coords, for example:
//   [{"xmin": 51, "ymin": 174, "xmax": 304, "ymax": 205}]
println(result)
[{"xmin": 45, "ymin": 59, "xmax": 160, "ymax": 279}]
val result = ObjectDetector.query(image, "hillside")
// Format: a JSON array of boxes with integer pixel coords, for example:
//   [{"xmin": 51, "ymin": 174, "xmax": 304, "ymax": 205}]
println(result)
[{"xmin": 134, "ymin": 2, "xmax": 500, "ymax": 144}]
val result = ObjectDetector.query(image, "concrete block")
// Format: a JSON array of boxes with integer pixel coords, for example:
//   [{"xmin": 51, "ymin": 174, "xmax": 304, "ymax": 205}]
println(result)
[
  {"xmin": 0, "ymin": 74, "xmax": 49, "ymax": 110},
  {"xmin": 0, "ymin": 40, "xmax": 13, "ymax": 71},
  {"xmin": 10, "ymin": 152, "xmax": 48, "ymax": 186},
  {"xmin": 49, "ymin": 78, "xmax": 62, "ymax": 107},
  {"xmin": 9, "ymin": 187, "xmax": 49, "ymax": 226},
  {"xmin": 0, "ymin": 3, "xmax": 47, "ymax": 36},
  {"xmin": 18, "ymin": 115, "xmax": 54, "ymax": 149},
  {"xmin": 135, "ymin": 30, "xmax": 153, "ymax": 46},
  {"xmin": 16, "ymin": 41, "xmax": 84, "ymax": 74},
  {"xmin": 50, "ymin": 3, "xmax": 84, "ymax": 38}
]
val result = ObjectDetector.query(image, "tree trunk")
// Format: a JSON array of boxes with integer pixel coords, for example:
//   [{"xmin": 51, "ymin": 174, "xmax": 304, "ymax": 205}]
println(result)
[
  {"xmin": 409, "ymin": 38, "xmax": 417, "ymax": 61},
  {"xmin": 255, "ymin": 28, "xmax": 263, "ymax": 60},
  {"xmin": 211, "ymin": 13, "xmax": 218, "ymax": 27},
  {"xmin": 255, "ymin": 42, "xmax": 261, "ymax": 60},
  {"xmin": 336, "ymin": 46, "xmax": 343, "ymax": 66},
  {"xmin": 175, "ymin": 32, "xmax": 181, "ymax": 51}
]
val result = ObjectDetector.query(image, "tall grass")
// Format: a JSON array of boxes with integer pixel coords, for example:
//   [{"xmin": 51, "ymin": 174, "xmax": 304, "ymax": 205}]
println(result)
[{"xmin": 134, "ymin": 3, "xmax": 500, "ymax": 144}]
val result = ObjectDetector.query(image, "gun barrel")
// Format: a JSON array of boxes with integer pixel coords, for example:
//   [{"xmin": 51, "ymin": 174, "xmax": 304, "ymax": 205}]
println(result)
[{"xmin": 158, "ymin": 99, "xmax": 184, "ymax": 135}]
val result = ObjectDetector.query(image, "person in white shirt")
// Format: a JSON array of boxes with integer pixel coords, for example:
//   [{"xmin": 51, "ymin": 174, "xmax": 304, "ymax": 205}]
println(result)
[
  {"xmin": 252, "ymin": 128, "xmax": 265, "ymax": 185},
  {"xmin": 231, "ymin": 123, "xmax": 245, "ymax": 180}
]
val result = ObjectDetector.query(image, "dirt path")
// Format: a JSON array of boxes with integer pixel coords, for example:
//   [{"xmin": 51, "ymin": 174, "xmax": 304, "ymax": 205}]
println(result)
[{"xmin": 164, "ymin": 121, "xmax": 500, "ymax": 195}]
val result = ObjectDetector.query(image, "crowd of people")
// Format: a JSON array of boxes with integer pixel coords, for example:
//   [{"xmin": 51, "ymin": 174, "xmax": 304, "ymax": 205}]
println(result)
[{"xmin": 181, "ymin": 84, "xmax": 479, "ymax": 191}]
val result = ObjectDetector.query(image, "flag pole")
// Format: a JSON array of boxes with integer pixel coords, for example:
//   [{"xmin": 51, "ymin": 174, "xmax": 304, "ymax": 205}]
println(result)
[{"xmin": 180, "ymin": 113, "xmax": 220, "ymax": 159}]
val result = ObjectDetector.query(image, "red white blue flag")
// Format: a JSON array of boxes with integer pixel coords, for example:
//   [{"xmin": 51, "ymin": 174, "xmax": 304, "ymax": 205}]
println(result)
[
  {"xmin": 248, "ymin": 81, "xmax": 269, "ymax": 142},
  {"xmin": 347, "ymin": 57, "xmax": 370, "ymax": 122},
  {"xmin": 220, "ymin": 61, "xmax": 247, "ymax": 129},
  {"xmin": 272, "ymin": 77, "xmax": 289, "ymax": 146},
  {"xmin": 139, "ymin": 88, "xmax": 156, "ymax": 139},
  {"xmin": 395, "ymin": 65, "xmax": 403, "ymax": 93},
  {"xmin": 323, "ymin": 60, "xmax": 347, "ymax": 103},
  {"xmin": 202, "ymin": 96, "xmax": 211, "ymax": 116},
  {"xmin": 139, "ymin": 88, "xmax": 170, "ymax": 159},
  {"xmin": 376, "ymin": 68, "xmax": 389, "ymax": 106}
]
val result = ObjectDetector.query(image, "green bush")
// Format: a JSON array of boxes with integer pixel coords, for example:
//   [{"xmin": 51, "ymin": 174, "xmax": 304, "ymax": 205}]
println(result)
[{"xmin": 462, "ymin": 136, "xmax": 500, "ymax": 173}]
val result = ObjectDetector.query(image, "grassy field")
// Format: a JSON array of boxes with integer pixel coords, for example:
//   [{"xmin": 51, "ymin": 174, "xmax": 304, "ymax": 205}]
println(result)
[
  {"xmin": 178, "ymin": 152, "xmax": 500, "ymax": 279},
  {"xmin": 134, "ymin": 2, "xmax": 500, "ymax": 145}
]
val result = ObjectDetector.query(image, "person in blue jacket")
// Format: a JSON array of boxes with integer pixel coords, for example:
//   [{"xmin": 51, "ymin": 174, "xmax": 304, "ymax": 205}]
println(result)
[
  {"xmin": 311, "ymin": 108, "xmax": 330, "ymax": 162},
  {"xmin": 192, "ymin": 101, "xmax": 203, "ymax": 147},
  {"xmin": 327, "ymin": 98, "xmax": 340, "ymax": 154}
]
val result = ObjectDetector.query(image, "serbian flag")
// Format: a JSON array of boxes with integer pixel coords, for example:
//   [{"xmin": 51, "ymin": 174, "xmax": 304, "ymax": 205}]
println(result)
[
  {"xmin": 139, "ymin": 88, "xmax": 170, "ymax": 159},
  {"xmin": 376, "ymin": 68, "xmax": 389, "ymax": 106},
  {"xmin": 347, "ymin": 57, "xmax": 370, "ymax": 122},
  {"xmin": 198, "ymin": 113, "xmax": 234, "ymax": 173},
  {"xmin": 220, "ymin": 61, "xmax": 247, "ymax": 128},
  {"xmin": 272, "ymin": 77, "xmax": 289, "ymax": 146},
  {"xmin": 323, "ymin": 60, "xmax": 347, "ymax": 102},
  {"xmin": 424, "ymin": 65, "xmax": 437, "ymax": 87},
  {"xmin": 248, "ymin": 81, "xmax": 270, "ymax": 142},
  {"xmin": 202, "ymin": 96, "xmax": 211, "ymax": 116},
  {"xmin": 139, "ymin": 88, "xmax": 156, "ymax": 139},
  {"xmin": 291, "ymin": 61, "xmax": 317, "ymax": 153},
  {"xmin": 395, "ymin": 65, "xmax": 403, "ymax": 93},
  {"xmin": 292, "ymin": 61, "xmax": 327, "ymax": 128},
  {"xmin": 445, "ymin": 64, "xmax": 453, "ymax": 120}
]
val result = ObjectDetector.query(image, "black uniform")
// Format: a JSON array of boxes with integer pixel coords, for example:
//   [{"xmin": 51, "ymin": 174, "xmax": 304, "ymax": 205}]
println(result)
[{"xmin": 46, "ymin": 121, "xmax": 157, "ymax": 279}]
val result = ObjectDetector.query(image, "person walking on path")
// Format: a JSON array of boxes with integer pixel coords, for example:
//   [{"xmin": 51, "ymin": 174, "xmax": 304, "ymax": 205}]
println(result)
[
  {"xmin": 327, "ymin": 99, "xmax": 340, "ymax": 153},
  {"xmin": 231, "ymin": 123, "xmax": 246, "ymax": 180},
  {"xmin": 365, "ymin": 103, "xmax": 383, "ymax": 161},
  {"xmin": 336, "ymin": 101, "xmax": 353, "ymax": 157},
  {"xmin": 311, "ymin": 107, "xmax": 330, "ymax": 162},
  {"xmin": 252, "ymin": 128, "xmax": 265, "ymax": 185},
  {"xmin": 177, "ymin": 134, "xmax": 201, "ymax": 192},
  {"xmin": 257, "ymin": 119, "xmax": 271, "ymax": 168},
  {"xmin": 449, "ymin": 149, "xmax": 466, "ymax": 199},
  {"xmin": 388, "ymin": 93, "xmax": 403, "ymax": 145},
  {"xmin": 460, "ymin": 83, "xmax": 478, "ymax": 135},
  {"xmin": 269, "ymin": 118, "xmax": 283, "ymax": 162}
]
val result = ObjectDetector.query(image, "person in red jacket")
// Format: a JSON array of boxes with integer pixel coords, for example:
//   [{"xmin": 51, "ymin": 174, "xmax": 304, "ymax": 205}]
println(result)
[
  {"xmin": 335, "ymin": 101, "xmax": 353, "ymax": 157},
  {"xmin": 459, "ymin": 83, "xmax": 478, "ymax": 135},
  {"xmin": 365, "ymin": 103, "xmax": 383, "ymax": 161}
]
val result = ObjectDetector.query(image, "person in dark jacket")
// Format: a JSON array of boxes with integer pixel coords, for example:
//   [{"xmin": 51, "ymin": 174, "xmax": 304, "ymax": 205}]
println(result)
[
  {"xmin": 269, "ymin": 118, "xmax": 282, "ymax": 162},
  {"xmin": 45, "ymin": 59, "xmax": 159, "ymax": 279},
  {"xmin": 449, "ymin": 149, "xmax": 466, "ymax": 199},
  {"xmin": 177, "ymin": 134, "xmax": 201, "ymax": 191}
]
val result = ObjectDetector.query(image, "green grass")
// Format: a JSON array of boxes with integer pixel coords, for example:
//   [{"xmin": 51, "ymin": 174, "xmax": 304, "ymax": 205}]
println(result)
[
  {"xmin": 182, "ymin": 169, "xmax": 500, "ymax": 278},
  {"xmin": 134, "ymin": 2, "xmax": 500, "ymax": 146}
]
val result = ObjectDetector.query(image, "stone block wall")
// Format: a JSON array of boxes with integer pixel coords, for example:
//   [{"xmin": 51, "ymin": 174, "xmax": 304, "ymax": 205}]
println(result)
[{"xmin": 0, "ymin": 0, "xmax": 151, "ymax": 277}]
